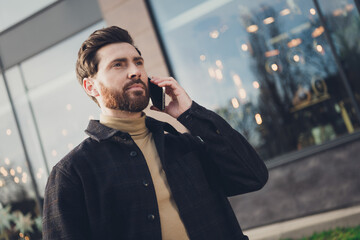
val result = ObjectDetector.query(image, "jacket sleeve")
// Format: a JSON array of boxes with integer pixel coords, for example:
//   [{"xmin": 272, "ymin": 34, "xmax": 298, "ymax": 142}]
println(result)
[
  {"xmin": 42, "ymin": 166, "xmax": 90, "ymax": 240},
  {"xmin": 177, "ymin": 101, "xmax": 268, "ymax": 196}
]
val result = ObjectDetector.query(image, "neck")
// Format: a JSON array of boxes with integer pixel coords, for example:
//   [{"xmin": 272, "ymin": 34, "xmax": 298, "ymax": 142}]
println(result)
[{"xmin": 101, "ymin": 107, "xmax": 143, "ymax": 119}]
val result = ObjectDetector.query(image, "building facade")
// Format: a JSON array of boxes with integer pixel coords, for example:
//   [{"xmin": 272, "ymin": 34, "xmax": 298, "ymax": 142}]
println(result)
[{"xmin": 0, "ymin": 0, "xmax": 359, "ymax": 239}]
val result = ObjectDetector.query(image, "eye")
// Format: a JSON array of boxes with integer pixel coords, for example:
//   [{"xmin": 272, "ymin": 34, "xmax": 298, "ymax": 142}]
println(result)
[
  {"xmin": 135, "ymin": 61, "xmax": 143, "ymax": 66},
  {"xmin": 113, "ymin": 62, "xmax": 122, "ymax": 67}
]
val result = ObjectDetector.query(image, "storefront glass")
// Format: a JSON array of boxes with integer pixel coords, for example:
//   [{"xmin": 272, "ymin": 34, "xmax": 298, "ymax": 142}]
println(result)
[
  {"xmin": 148, "ymin": 0, "xmax": 360, "ymax": 160},
  {"xmin": 0, "ymin": 21, "xmax": 105, "ymax": 239}
]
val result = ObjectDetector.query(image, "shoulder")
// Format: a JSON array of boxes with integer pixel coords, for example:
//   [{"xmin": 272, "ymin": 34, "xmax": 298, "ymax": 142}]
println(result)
[{"xmin": 50, "ymin": 137, "xmax": 97, "ymax": 182}]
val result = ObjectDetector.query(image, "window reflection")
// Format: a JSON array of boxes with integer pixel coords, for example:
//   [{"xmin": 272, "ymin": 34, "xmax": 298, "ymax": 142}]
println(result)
[{"xmin": 149, "ymin": 0, "xmax": 360, "ymax": 160}]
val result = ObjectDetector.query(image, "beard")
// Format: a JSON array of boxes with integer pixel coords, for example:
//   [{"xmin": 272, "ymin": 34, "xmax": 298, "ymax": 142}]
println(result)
[{"xmin": 99, "ymin": 79, "xmax": 149, "ymax": 112}]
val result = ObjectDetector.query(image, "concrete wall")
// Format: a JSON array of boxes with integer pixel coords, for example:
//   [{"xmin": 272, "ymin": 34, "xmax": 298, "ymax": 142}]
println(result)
[{"xmin": 230, "ymin": 138, "xmax": 360, "ymax": 229}]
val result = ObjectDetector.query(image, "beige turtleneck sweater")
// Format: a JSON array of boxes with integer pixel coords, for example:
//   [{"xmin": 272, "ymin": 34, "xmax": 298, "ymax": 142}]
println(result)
[{"xmin": 100, "ymin": 114, "xmax": 189, "ymax": 240}]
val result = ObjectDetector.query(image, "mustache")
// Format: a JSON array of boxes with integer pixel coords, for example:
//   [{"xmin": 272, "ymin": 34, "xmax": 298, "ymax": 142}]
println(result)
[{"xmin": 124, "ymin": 79, "xmax": 147, "ymax": 90}]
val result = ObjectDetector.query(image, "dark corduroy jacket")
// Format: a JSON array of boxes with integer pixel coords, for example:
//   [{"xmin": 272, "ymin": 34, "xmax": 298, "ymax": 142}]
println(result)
[{"xmin": 42, "ymin": 102, "xmax": 268, "ymax": 240}]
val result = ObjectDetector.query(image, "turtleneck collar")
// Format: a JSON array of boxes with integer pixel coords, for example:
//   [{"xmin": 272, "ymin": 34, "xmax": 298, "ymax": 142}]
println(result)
[{"xmin": 100, "ymin": 113, "xmax": 148, "ymax": 140}]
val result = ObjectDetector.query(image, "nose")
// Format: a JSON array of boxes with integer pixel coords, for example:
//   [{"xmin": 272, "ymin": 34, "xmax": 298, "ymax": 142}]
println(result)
[{"xmin": 128, "ymin": 63, "xmax": 141, "ymax": 79}]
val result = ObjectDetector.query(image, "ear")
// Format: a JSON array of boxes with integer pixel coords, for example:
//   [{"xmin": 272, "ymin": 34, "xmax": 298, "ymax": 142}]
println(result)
[{"xmin": 83, "ymin": 78, "xmax": 99, "ymax": 97}]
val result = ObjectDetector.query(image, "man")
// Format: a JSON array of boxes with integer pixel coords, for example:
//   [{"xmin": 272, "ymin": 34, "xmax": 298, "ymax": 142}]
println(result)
[{"xmin": 42, "ymin": 26, "xmax": 268, "ymax": 240}]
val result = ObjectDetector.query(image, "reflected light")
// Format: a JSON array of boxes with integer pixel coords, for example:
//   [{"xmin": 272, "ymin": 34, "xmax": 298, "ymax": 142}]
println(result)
[
  {"xmin": 14, "ymin": 177, "xmax": 19, "ymax": 184},
  {"xmin": 232, "ymin": 74, "xmax": 242, "ymax": 87},
  {"xmin": 23, "ymin": 172, "xmax": 27, "ymax": 178},
  {"xmin": 255, "ymin": 114, "xmax": 263, "ymax": 125},
  {"xmin": 200, "ymin": 55, "xmax": 206, "ymax": 61},
  {"xmin": 333, "ymin": 9, "xmax": 344, "ymax": 17},
  {"xmin": 280, "ymin": 8, "xmax": 291, "ymax": 16},
  {"xmin": 265, "ymin": 49, "xmax": 279, "ymax": 57},
  {"xmin": 6, "ymin": 129, "xmax": 12, "ymax": 136},
  {"xmin": 310, "ymin": 8, "xmax": 316, "ymax": 15},
  {"xmin": 16, "ymin": 166, "xmax": 22, "ymax": 173},
  {"xmin": 287, "ymin": 38, "xmax": 302, "ymax": 48},
  {"xmin": 208, "ymin": 67, "xmax": 216, "ymax": 78},
  {"xmin": 1, "ymin": 167, "xmax": 8, "ymax": 177},
  {"xmin": 215, "ymin": 69, "xmax": 223, "ymax": 81},
  {"xmin": 209, "ymin": 30, "xmax": 219, "ymax": 39},
  {"xmin": 66, "ymin": 104, "xmax": 72, "ymax": 111},
  {"xmin": 10, "ymin": 169, "xmax": 15, "ymax": 176},
  {"xmin": 88, "ymin": 115, "xmax": 95, "ymax": 120},
  {"xmin": 68, "ymin": 143, "xmax": 74, "ymax": 150},
  {"xmin": 22, "ymin": 176, "xmax": 27, "ymax": 183},
  {"xmin": 4, "ymin": 158, "xmax": 10, "ymax": 165},
  {"xmin": 37, "ymin": 173, "xmax": 42, "ymax": 179},
  {"xmin": 231, "ymin": 98, "xmax": 240, "ymax": 109},
  {"xmin": 346, "ymin": 4, "xmax": 354, "ymax": 12},
  {"xmin": 312, "ymin": 26, "xmax": 324, "ymax": 38},
  {"xmin": 293, "ymin": 55, "xmax": 300, "ymax": 62},
  {"xmin": 0, "ymin": 180, "xmax": 4, "ymax": 187},
  {"xmin": 62, "ymin": 129, "xmax": 68, "ymax": 136},
  {"xmin": 51, "ymin": 150, "xmax": 57, "ymax": 157},
  {"xmin": 241, "ymin": 44, "xmax": 248, "ymax": 51},
  {"xmin": 253, "ymin": 81, "xmax": 260, "ymax": 89},
  {"xmin": 246, "ymin": 25, "xmax": 258, "ymax": 33},
  {"xmin": 316, "ymin": 44, "xmax": 323, "ymax": 53},
  {"xmin": 216, "ymin": 60, "xmax": 223, "ymax": 69},
  {"xmin": 271, "ymin": 63, "xmax": 279, "ymax": 72},
  {"xmin": 238, "ymin": 89, "xmax": 247, "ymax": 99},
  {"xmin": 263, "ymin": 17, "xmax": 275, "ymax": 25}
]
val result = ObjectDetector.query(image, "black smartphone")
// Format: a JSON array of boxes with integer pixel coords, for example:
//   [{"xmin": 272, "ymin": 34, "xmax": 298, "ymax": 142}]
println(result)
[{"xmin": 148, "ymin": 77, "xmax": 165, "ymax": 111}]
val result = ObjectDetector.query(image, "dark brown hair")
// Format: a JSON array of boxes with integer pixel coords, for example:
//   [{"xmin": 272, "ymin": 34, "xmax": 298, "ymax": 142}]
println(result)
[{"xmin": 76, "ymin": 26, "xmax": 141, "ymax": 105}]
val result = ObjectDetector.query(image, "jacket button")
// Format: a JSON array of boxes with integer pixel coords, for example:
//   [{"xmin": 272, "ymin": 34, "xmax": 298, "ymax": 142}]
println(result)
[
  {"xmin": 142, "ymin": 180, "xmax": 149, "ymax": 187},
  {"xmin": 147, "ymin": 214, "xmax": 155, "ymax": 221},
  {"xmin": 130, "ymin": 151, "xmax": 137, "ymax": 157}
]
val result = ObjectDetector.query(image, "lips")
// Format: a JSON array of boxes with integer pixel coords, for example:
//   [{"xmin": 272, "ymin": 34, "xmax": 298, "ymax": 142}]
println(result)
[{"xmin": 126, "ymin": 83, "xmax": 144, "ymax": 91}]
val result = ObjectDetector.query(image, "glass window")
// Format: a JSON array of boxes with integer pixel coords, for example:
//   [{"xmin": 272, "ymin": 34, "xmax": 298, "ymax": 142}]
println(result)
[
  {"xmin": 9, "ymin": 21, "xmax": 106, "ymax": 169},
  {"xmin": 0, "ymin": 74, "xmax": 42, "ymax": 239},
  {"xmin": 149, "ymin": 0, "xmax": 360, "ymax": 160},
  {"xmin": 0, "ymin": 0, "xmax": 57, "ymax": 32},
  {"xmin": 318, "ymin": 0, "xmax": 360, "ymax": 105}
]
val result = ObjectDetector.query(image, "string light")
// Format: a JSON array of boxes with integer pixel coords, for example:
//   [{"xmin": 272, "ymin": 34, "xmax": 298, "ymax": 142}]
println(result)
[
  {"xmin": 17, "ymin": 166, "xmax": 22, "ymax": 173},
  {"xmin": 293, "ymin": 55, "xmax": 300, "ymax": 62},
  {"xmin": 62, "ymin": 129, "xmax": 68, "ymax": 136},
  {"xmin": 241, "ymin": 44, "xmax": 248, "ymax": 51},
  {"xmin": 255, "ymin": 114, "xmax": 263, "ymax": 125},
  {"xmin": 253, "ymin": 81, "xmax": 260, "ymax": 89},
  {"xmin": 310, "ymin": 8, "xmax": 316, "ymax": 15},
  {"xmin": 238, "ymin": 89, "xmax": 247, "ymax": 99},
  {"xmin": 215, "ymin": 60, "xmax": 223, "ymax": 69},
  {"xmin": 231, "ymin": 98, "xmax": 240, "ymax": 109},
  {"xmin": 271, "ymin": 63, "xmax": 279, "ymax": 72},
  {"xmin": 10, "ymin": 169, "xmax": 15, "ymax": 176},
  {"xmin": 208, "ymin": 67, "xmax": 216, "ymax": 78},
  {"xmin": 215, "ymin": 69, "xmax": 223, "ymax": 81},
  {"xmin": 246, "ymin": 25, "xmax": 258, "ymax": 33},
  {"xmin": 200, "ymin": 55, "xmax": 206, "ymax": 61},
  {"xmin": 232, "ymin": 74, "xmax": 242, "ymax": 87},
  {"xmin": 316, "ymin": 44, "xmax": 323, "ymax": 53},
  {"xmin": 6, "ymin": 129, "xmax": 12, "ymax": 136},
  {"xmin": 4, "ymin": 158, "xmax": 10, "ymax": 165},
  {"xmin": 280, "ymin": 8, "xmax": 291, "ymax": 16},
  {"xmin": 209, "ymin": 30, "xmax": 219, "ymax": 39},
  {"xmin": 263, "ymin": 17, "xmax": 275, "ymax": 25},
  {"xmin": 14, "ymin": 177, "xmax": 20, "ymax": 184}
]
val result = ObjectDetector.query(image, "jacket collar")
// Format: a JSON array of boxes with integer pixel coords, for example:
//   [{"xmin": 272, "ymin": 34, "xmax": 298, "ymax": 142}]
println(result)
[{"xmin": 85, "ymin": 116, "xmax": 179, "ymax": 142}]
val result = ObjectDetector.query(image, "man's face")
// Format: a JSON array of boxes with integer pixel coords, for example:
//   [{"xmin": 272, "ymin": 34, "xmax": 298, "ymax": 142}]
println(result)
[{"xmin": 94, "ymin": 42, "xmax": 149, "ymax": 112}]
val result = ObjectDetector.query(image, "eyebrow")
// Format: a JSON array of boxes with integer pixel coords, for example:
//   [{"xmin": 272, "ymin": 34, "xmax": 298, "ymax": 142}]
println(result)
[{"xmin": 107, "ymin": 56, "xmax": 144, "ymax": 69}]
